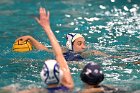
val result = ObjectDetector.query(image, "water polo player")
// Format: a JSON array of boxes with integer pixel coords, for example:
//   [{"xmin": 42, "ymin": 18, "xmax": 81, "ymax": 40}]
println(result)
[{"xmin": 80, "ymin": 62, "xmax": 120, "ymax": 93}]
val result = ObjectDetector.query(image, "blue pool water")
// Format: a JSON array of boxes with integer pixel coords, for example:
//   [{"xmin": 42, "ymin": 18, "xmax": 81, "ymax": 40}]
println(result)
[{"xmin": 0, "ymin": 0, "xmax": 140, "ymax": 92}]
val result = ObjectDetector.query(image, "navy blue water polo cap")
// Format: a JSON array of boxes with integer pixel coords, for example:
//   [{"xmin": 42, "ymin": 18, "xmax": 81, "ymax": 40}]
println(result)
[{"xmin": 80, "ymin": 62, "xmax": 104, "ymax": 85}]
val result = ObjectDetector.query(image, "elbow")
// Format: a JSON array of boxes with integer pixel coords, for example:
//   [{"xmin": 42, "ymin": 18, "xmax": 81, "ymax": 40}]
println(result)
[
  {"xmin": 69, "ymin": 82, "xmax": 74, "ymax": 89},
  {"xmin": 62, "ymin": 80, "xmax": 74, "ymax": 90},
  {"xmin": 67, "ymin": 82, "xmax": 74, "ymax": 90}
]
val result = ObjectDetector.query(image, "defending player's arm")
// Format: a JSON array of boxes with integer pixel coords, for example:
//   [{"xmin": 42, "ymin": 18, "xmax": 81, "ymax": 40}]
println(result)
[{"xmin": 35, "ymin": 7, "xmax": 74, "ymax": 90}]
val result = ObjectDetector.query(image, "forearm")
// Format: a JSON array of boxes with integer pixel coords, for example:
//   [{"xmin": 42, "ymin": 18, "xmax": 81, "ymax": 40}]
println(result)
[
  {"xmin": 43, "ymin": 27, "xmax": 69, "ymax": 68},
  {"xmin": 91, "ymin": 50, "xmax": 108, "ymax": 56},
  {"xmin": 43, "ymin": 27, "xmax": 69, "ymax": 69},
  {"xmin": 81, "ymin": 50, "xmax": 108, "ymax": 57},
  {"xmin": 28, "ymin": 36, "xmax": 48, "ymax": 51},
  {"xmin": 43, "ymin": 27, "xmax": 62, "ymax": 56},
  {"xmin": 43, "ymin": 26, "xmax": 74, "ymax": 89},
  {"xmin": 62, "ymin": 73, "xmax": 74, "ymax": 90},
  {"xmin": 91, "ymin": 50, "xmax": 123, "ymax": 58}
]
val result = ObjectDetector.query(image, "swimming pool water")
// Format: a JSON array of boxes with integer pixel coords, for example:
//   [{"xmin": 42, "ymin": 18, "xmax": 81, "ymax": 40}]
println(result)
[{"xmin": 0, "ymin": 0, "xmax": 140, "ymax": 92}]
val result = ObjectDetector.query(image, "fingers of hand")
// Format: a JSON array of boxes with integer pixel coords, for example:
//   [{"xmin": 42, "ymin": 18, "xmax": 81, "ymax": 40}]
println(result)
[
  {"xmin": 39, "ymin": 7, "xmax": 50, "ymax": 19},
  {"xmin": 40, "ymin": 8, "xmax": 46, "ymax": 16},
  {"xmin": 15, "ymin": 36, "xmax": 28, "ymax": 42},
  {"xmin": 47, "ymin": 11, "xmax": 50, "ymax": 18},
  {"xmin": 35, "ymin": 17, "xmax": 40, "ymax": 24}
]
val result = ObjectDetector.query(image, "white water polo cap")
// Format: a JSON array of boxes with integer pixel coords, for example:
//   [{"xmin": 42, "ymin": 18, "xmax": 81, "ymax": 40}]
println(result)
[
  {"xmin": 40, "ymin": 60, "xmax": 63, "ymax": 85},
  {"xmin": 66, "ymin": 33, "xmax": 84, "ymax": 50}
]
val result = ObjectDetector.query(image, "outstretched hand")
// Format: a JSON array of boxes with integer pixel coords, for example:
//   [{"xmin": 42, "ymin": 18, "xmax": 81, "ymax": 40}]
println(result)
[{"xmin": 35, "ymin": 7, "xmax": 50, "ymax": 28}]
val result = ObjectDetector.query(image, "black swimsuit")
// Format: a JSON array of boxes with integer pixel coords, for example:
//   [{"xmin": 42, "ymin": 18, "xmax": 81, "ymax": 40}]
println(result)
[
  {"xmin": 46, "ymin": 86, "xmax": 69, "ymax": 93},
  {"xmin": 63, "ymin": 50, "xmax": 84, "ymax": 61}
]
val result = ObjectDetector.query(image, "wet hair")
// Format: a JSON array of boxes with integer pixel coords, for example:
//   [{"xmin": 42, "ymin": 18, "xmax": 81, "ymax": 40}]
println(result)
[{"xmin": 80, "ymin": 62, "xmax": 104, "ymax": 85}]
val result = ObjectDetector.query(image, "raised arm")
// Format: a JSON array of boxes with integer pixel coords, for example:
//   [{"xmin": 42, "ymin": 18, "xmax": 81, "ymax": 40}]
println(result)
[{"xmin": 35, "ymin": 7, "xmax": 74, "ymax": 89}]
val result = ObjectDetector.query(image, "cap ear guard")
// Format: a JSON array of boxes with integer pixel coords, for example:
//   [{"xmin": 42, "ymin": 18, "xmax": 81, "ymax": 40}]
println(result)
[
  {"xmin": 66, "ymin": 40, "xmax": 73, "ymax": 50},
  {"xmin": 66, "ymin": 33, "xmax": 78, "ymax": 51},
  {"xmin": 66, "ymin": 33, "xmax": 76, "ymax": 41}
]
